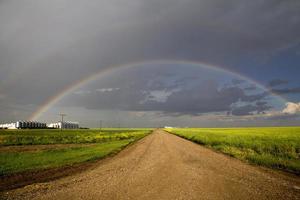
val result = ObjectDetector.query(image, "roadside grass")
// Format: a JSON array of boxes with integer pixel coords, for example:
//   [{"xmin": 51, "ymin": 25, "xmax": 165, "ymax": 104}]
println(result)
[
  {"xmin": 0, "ymin": 129, "xmax": 151, "ymax": 175},
  {"xmin": 0, "ymin": 129, "xmax": 151, "ymax": 145},
  {"xmin": 0, "ymin": 140, "xmax": 132, "ymax": 175},
  {"xmin": 165, "ymin": 127, "xmax": 300, "ymax": 174}
]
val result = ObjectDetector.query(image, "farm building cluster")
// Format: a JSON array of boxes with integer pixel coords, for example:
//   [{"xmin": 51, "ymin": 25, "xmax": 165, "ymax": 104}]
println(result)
[
  {"xmin": 47, "ymin": 121, "xmax": 79, "ymax": 129},
  {"xmin": 0, "ymin": 121, "xmax": 79, "ymax": 129}
]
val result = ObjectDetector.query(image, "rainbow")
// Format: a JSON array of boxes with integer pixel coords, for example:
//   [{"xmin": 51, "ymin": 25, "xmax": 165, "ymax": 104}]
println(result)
[{"xmin": 29, "ymin": 60, "xmax": 287, "ymax": 120}]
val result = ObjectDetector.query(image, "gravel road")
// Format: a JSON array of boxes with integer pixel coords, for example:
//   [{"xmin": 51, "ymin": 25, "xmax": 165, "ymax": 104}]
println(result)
[{"xmin": 2, "ymin": 129, "xmax": 300, "ymax": 200}]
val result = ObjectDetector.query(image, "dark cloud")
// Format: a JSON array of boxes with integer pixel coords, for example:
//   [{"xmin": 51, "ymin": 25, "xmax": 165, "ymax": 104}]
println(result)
[
  {"xmin": 65, "ymin": 69, "xmax": 271, "ymax": 116},
  {"xmin": 231, "ymin": 101, "xmax": 271, "ymax": 116},
  {"xmin": 231, "ymin": 105, "xmax": 257, "ymax": 116},
  {"xmin": 256, "ymin": 101, "xmax": 268, "ymax": 107},
  {"xmin": 0, "ymin": 0, "xmax": 299, "ymax": 124},
  {"xmin": 268, "ymin": 79, "xmax": 289, "ymax": 87},
  {"xmin": 244, "ymin": 85, "xmax": 257, "ymax": 91},
  {"xmin": 240, "ymin": 92, "xmax": 269, "ymax": 102},
  {"xmin": 271, "ymin": 87, "xmax": 300, "ymax": 94},
  {"xmin": 265, "ymin": 113, "xmax": 300, "ymax": 121},
  {"xmin": 156, "ymin": 85, "xmax": 269, "ymax": 116},
  {"xmin": 232, "ymin": 79, "xmax": 246, "ymax": 85}
]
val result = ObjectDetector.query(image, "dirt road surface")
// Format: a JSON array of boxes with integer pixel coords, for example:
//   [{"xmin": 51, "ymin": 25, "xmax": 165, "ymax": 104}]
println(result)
[{"xmin": 2, "ymin": 130, "xmax": 300, "ymax": 200}]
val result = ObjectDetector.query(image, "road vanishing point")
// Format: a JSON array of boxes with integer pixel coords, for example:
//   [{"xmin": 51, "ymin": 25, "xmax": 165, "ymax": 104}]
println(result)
[{"xmin": 3, "ymin": 129, "xmax": 300, "ymax": 200}]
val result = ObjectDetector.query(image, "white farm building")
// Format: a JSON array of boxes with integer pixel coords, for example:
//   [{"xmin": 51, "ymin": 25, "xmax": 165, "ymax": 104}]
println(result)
[
  {"xmin": 0, "ymin": 121, "xmax": 47, "ymax": 129},
  {"xmin": 47, "ymin": 121, "xmax": 79, "ymax": 129}
]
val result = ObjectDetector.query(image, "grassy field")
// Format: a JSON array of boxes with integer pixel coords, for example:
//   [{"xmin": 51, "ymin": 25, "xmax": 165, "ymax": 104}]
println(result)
[
  {"xmin": 0, "ymin": 129, "xmax": 152, "ymax": 175},
  {"xmin": 0, "ymin": 128, "xmax": 152, "ymax": 145},
  {"xmin": 165, "ymin": 127, "xmax": 300, "ymax": 174}
]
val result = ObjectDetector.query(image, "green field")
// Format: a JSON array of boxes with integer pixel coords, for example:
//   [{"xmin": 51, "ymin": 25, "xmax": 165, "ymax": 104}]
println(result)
[
  {"xmin": 165, "ymin": 127, "xmax": 300, "ymax": 174},
  {"xmin": 0, "ymin": 128, "xmax": 152, "ymax": 145},
  {"xmin": 0, "ymin": 129, "xmax": 152, "ymax": 175}
]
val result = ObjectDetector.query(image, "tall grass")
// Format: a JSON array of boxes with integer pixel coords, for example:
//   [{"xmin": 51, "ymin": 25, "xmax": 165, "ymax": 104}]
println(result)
[
  {"xmin": 166, "ymin": 127, "xmax": 300, "ymax": 174},
  {"xmin": 0, "ymin": 129, "xmax": 152, "ymax": 175},
  {"xmin": 0, "ymin": 129, "xmax": 151, "ymax": 145},
  {"xmin": 0, "ymin": 140, "xmax": 133, "ymax": 175}
]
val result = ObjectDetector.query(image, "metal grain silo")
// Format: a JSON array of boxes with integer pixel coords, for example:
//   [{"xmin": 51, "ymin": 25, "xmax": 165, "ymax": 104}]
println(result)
[{"xmin": 16, "ymin": 121, "xmax": 20, "ymax": 129}]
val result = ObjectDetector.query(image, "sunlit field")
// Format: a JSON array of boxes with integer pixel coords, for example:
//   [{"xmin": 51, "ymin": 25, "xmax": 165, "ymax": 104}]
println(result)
[
  {"xmin": 0, "ymin": 129, "xmax": 152, "ymax": 175},
  {"xmin": 165, "ymin": 127, "xmax": 300, "ymax": 174}
]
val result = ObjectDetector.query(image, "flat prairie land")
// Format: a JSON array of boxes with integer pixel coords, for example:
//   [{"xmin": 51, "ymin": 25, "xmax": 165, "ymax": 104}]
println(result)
[
  {"xmin": 165, "ymin": 127, "xmax": 300, "ymax": 174},
  {"xmin": 0, "ymin": 129, "xmax": 151, "ymax": 177},
  {"xmin": 2, "ymin": 129, "xmax": 300, "ymax": 200}
]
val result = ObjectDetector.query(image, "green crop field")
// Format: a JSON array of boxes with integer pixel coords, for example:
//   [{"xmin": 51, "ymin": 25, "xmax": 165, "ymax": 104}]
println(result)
[
  {"xmin": 0, "ymin": 129, "xmax": 152, "ymax": 175},
  {"xmin": 0, "ymin": 128, "xmax": 152, "ymax": 145},
  {"xmin": 165, "ymin": 127, "xmax": 300, "ymax": 174}
]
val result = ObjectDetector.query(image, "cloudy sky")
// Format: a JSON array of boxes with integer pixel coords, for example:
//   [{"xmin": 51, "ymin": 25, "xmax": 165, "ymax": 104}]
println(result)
[{"xmin": 0, "ymin": 0, "xmax": 300, "ymax": 127}]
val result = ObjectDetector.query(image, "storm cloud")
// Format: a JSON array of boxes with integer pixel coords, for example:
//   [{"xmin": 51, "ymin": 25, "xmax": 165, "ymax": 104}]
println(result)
[
  {"xmin": 0, "ymin": 0, "xmax": 300, "ymax": 126},
  {"xmin": 231, "ymin": 102, "xmax": 272, "ymax": 116},
  {"xmin": 271, "ymin": 87, "xmax": 300, "ymax": 95},
  {"xmin": 64, "ymin": 67, "xmax": 272, "ymax": 117},
  {"xmin": 268, "ymin": 79, "xmax": 289, "ymax": 87}
]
